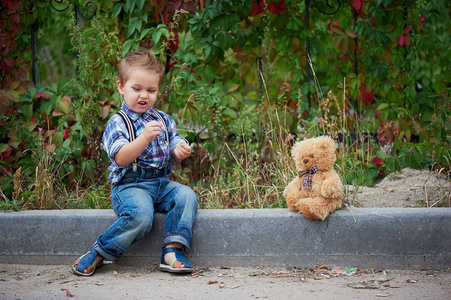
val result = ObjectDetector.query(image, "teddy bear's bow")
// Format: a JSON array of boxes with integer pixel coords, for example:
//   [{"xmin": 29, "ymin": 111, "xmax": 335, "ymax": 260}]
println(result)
[{"xmin": 298, "ymin": 165, "xmax": 318, "ymax": 190}]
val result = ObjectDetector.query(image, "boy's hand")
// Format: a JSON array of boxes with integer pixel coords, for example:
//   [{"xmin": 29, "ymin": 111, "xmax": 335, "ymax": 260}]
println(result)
[
  {"xmin": 143, "ymin": 121, "xmax": 162, "ymax": 142},
  {"xmin": 172, "ymin": 141, "xmax": 192, "ymax": 160}
]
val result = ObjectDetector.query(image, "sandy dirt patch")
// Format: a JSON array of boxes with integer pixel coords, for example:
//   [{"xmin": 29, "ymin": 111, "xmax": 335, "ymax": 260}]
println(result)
[{"xmin": 345, "ymin": 168, "xmax": 450, "ymax": 208}]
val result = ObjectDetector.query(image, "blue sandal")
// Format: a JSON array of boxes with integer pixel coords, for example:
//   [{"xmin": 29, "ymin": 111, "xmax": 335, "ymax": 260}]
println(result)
[
  {"xmin": 72, "ymin": 246, "xmax": 103, "ymax": 276},
  {"xmin": 159, "ymin": 247, "xmax": 193, "ymax": 274}
]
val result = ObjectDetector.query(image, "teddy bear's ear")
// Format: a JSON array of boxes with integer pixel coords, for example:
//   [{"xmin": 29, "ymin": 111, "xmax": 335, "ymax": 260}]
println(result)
[{"xmin": 320, "ymin": 136, "xmax": 336, "ymax": 150}]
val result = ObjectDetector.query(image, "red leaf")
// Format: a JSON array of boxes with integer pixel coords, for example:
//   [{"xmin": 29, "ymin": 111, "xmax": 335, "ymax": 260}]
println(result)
[
  {"xmin": 267, "ymin": 1, "xmax": 285, "ymax": 14},
  {"xmin": 328, "ymin": 19, "xmax": 340, "ymax": 34},
  {"xmin": 359, "ymin": 85, "xmax": 374, "ymax": 105},
  {"xmin": 397, "ymin": 34, "xmax": 404, "ymax": 47},
  {"xmin": 373, "ymin": 157, "xmax": 386, "ymax": 177},
  {"xmin": 0, "ymin": 165, "xmax": 12, "ymax": 175},
  {"xmin": 346, "ymin": 29, "xmax": 358, "ymax": 38},
  {"xmin": 330, "ymin": 24, "xmax": 345, "ymax": 34},
  {"xmin": 0, "ymin": 147, "xmax": 11, "ymax": 160},
  {"xmin": 373, "ymin": 157, "xmax": 384, "ymax": 167},
  {"xmin": 1, "ymin": 57, "xmax": 15, "ymax": 74},
  {"xmin": 374, "ymin": 108, "xmax": 381, "ymax": 119},
  {"xmin": 404, "ymin": 34, "xmax": 411, "ymax": 47},
  {"xmin": 168, "ymin": 31, "xmax": 179, "ymax": 52},
  {"xmin": 403, "ymin": 25, "xmax": 412, "ymax": 34},
  {"xmin": 353, "ymin": 0, "xmax": 364, "ymax": 13},
  {"xmin": 4, "ymin": 0, "xmax": 20, "ymax": 12},
  {"xmin": 172, "ymin": 0, "xmax": 182, "ymax": 11},
  {"xmin": 249, "ymin": 1, "xmax": 265, "ymax": 17},
  {"xmin": 162, "ymin": 10, "xmax": 172, "ymax": 24},
  {"xmin": 36, "ymin": 92, "xmax": 51, "ymax": 99},
  {"xmin": 10, "ymin": 13, "xmax": 20, "ymax": 24},
  {"xmin": 419, "ymin": 16, "xmax": 426, "ymax": 23},
  {"xmin": 66, "ymin": 289, "xmax": 73, "ymax": 297},
  {"xmin": 63, "ymin": 128, "xmax": 71, "ymax": 140}
]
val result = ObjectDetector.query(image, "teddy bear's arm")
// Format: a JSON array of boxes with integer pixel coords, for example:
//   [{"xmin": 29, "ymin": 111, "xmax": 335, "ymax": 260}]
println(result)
[{"xmin": 320, "ymin": 172, "xmax": 344, "ymax": 199}]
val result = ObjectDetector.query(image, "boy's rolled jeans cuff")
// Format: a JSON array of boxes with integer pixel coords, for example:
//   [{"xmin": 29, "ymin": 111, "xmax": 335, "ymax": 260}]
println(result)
[
  {"xmin": 92, "ymin": 240, "xmax": 120, "ymax": 263},
  {"xmin": 163, "ymin": 234, "xmax": 191, "ymax": 252}
]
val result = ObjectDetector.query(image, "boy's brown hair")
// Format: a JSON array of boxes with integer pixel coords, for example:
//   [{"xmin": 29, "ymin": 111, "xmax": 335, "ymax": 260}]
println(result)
[{"xmin": 117, "ymin": 50, "xmax": 165, "ymax": 87}]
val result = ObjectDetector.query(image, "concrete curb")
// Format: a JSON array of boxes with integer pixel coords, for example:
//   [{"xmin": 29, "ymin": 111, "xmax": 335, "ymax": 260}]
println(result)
[{"xmin": 1, "ymin": 208, "xmax": 450, "ymax": 269}]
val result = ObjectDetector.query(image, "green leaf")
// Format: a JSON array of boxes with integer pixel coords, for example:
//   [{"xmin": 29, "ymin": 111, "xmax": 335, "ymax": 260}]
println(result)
[
  {"xmin": 112, "ymin": 2, "xmax": 123, "ymax": 17},
  {"xmin": 225, "ymin": 82, "xmax": 240, "ymax": 93},
  {"xmin": 73, "ymin": 139, "xmax": 84, "ymax": 157},
  {"xmin": 140, "ymin": 28, "xmax": 153, "ymax": 40},
  {"xmin": 152, "ymin": 31, "xmax": 162, "ymax": 44},
  {"xmin": 52, "ymin": 131, "xmax": 64, "ymax": 147},
  {"xmin": 128, "ymin": 17, "xmax": 142, "ymax": 37},
  {"xmin": 122, "ymin": 40, "xmax": 136, "ymax": 56},
  {"xmin": 222, "ymin": 108, "xmax": 237, "ymax": 119},
  {"xmin": 124, "ymin": 0, "xmax": 135, "ymax": 13},
  {"xmin": 20, "ymin": 104, "xmax": 33, "ymax": 121},
  {"xmin": 204, "ymin": 47, "xmax": 212, "ymax": 59},
  {"xmin": 136, "ymin": 0, "xmax": 145, "ymax": 10},
  {"xmin": 199, "ymin": 132, "xmax": 210, "ymax": 139},
  {"xmin": 57, "ymin": 97, "xmax": 71, "ymax": 115},
  {"xmin": 0, "ymin": 144, "xmax": 8, "ymax": 153},
  {"xmin": 377, "ymin": 103, "xmax": 390, "ymax": 110}
]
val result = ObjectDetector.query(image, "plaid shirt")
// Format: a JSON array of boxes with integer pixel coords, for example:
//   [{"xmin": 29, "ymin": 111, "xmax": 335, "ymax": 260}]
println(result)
[{"xmin": 103, "ymin": 102, "xmax": 187, "ymax": 184}]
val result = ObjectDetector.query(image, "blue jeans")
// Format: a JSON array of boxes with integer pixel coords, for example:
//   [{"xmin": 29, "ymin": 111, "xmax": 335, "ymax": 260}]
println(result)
[{"xmin": 93, "ymin": 169, "xmax": 198, "ymax": 263}]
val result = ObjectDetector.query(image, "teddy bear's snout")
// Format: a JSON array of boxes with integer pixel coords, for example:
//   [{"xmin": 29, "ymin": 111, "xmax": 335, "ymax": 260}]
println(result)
[{"xmin": 303, "ymin": 158, "xmax": 309, "ymax": 164}]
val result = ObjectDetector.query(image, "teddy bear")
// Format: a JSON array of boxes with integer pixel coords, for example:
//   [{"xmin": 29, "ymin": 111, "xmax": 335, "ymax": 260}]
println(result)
[{"xmin": 284, "ymin": 135, "xmax": 344, "ymax": 220}]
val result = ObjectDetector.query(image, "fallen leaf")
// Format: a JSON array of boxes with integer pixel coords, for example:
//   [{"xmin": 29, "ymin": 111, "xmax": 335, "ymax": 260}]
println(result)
[
  {"xmin": 95, "ymin": 282, "xmax": 103, "ymax": 286},
  {"xmin": 232, "ymin": 285, "xmax": 240, "ymax": 289},
  {"xmin": 192, "ymin": 267, "xmax": 209, "ymax": 276},
  {"xmin": 220, "ymin": 266, "xmax": 231, "ymax": 269},
  {"xmin": 376, "ymin": 294, "xmax": 388, "ymax": 297},
  {"xmin": 66, "ymin": 289, "xmax": 73, "ymax": 297},
  {"xmin": 61, "ymin": 280, "xmax": 70, "ymax": 284},
  {"xmin": 405, "ymin": 278, "xmax": 418, "ymax": 283},
  {"xmin": 207, "ymin": 280, "xmax": 218, "ymax": 285},
  {"xmin": 130, "ymin": 274, "xmax": 140, "ymax": 278},
  {"xmin": 191, "ymin": 275, "xmax": 199, "ymax": 278},
  {"xmin": 348, "ymin": 283, "xmax": 379, "ymax": 289},
  {"xmin": 113, "ymin": 271, "xmax": 118, "ymax": 276},
  {"xmin": 219, "ymin": 283, "xmax": 225, "ymax": 288}
]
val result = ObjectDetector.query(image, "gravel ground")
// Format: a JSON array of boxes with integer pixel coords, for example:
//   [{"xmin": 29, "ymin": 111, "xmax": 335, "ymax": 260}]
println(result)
[{"xmin": 1, "ymin": 263, "xmax": 450, "ymax": 300}]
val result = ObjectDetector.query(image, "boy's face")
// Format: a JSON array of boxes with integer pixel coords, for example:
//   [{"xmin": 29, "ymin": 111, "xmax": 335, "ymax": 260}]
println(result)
[{"xmin": 117, "ymin": 68, "xmax": 160, "ymax": 114}]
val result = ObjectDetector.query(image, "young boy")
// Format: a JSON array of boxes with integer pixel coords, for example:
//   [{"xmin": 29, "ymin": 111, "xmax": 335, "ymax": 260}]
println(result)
[{"xmin": 72, "ymin": 50, "xmax": 198, "ymax": 275}]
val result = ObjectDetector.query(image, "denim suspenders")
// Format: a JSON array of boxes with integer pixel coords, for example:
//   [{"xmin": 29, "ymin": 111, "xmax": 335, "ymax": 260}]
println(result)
[{"xmin": 116, "ymin": 110, "xmax": 169, "ymax": 171}]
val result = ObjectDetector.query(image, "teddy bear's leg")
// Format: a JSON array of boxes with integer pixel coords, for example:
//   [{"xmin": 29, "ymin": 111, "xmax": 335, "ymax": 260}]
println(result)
[
  {"xmin": 284, "ymin": 181, "xmax": 303, "ymax": 212},
  {"xmin": 285, "ymin": 191, "xmax": 300, "ymax": 212},
  {"xmin": 298, "ymin": 197, "xmax": 341, "ymax": 221}
]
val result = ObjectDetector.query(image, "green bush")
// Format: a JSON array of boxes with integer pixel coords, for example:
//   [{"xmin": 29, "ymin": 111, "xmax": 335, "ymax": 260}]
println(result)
[{"xmin": 0, "ymin": 0, "xmax": 449, "ymax": 210}]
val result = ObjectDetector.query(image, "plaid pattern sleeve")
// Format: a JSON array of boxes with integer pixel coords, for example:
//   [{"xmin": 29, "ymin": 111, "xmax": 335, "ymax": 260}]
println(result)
[
  {"xmin": 159, "ymin": 110, "xmax": 189, "ymax": 160},
  {"xmin": 102, "ymin": 113, "xmax": 133, "ymax": 184}
]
